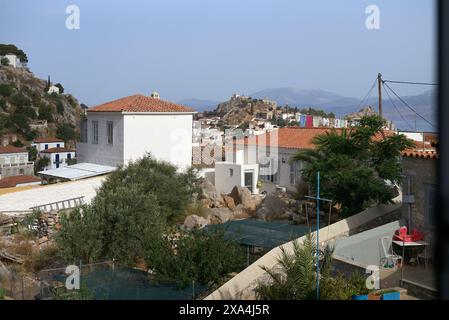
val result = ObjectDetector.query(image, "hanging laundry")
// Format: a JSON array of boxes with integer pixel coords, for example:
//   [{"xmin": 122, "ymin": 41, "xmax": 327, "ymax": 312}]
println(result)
[
  {"xmin": 313, "ymin": 116, "xmax": 321, "ymax": 127},
  {"xmin": 299, "ymin": 114, "xmax": 306, "ymax": 127},
  {"xmin": 321, "ymin": 117, "xmax": 330, "ymax": 127},
  {"xmin": 306, "ymin": 115, "xmax": 313, "ymax": 128},
  {"xmin": 329, "ymin": 118, "xmax": 335, "ymax": 128},
  {"xmin": 334, "ymin": 118, "xmax": 341, "ymax": 128}
]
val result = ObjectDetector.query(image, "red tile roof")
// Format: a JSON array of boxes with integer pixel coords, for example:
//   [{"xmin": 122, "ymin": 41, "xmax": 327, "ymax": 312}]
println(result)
[
  {"xmin": 0, "ymin": 175, "xmax": 41, "ymax": 188},
  {"xmin": 402, "ymin": 149, "xmax": 438, "ymax": 159},
  {"xmin": 33, "ymin": 137, "xmax": 64, "ymax": 143},
  {"xmin": 40, "ymin": 147, "xmax": 75, "ymax": 154},
  {"xmin": 237, "ymin": 127, "xmax": 396, "ymax": 150},
  {"xmin": 88, "ymin": 94, "xmax": 195, "ymax": 113},
  {"xmin": 0, "ymin": 145, "xmax": 26, "ymax": 154}
]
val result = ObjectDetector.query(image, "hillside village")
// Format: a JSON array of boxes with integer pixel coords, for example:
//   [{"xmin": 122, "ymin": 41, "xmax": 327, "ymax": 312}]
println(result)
[{"xmin": 0, "ymin": 46, "xmax": 439, "ymax": 300}]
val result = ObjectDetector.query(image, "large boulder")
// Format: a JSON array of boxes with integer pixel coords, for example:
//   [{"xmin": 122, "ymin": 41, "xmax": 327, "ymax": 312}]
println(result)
[
  {"xmin": 223, "ymin": 195, "xmax": 236, "ymax": 210},
  {"xmin": 200, "ymin": 180, "xmax": 223, "ymax": 207},
  {"xmin": 230, "ymin": 186, "xmax": 257, "ymax": 213},
  {"xmin": 205, "ymin": 207, "xmax": 233, "ymax": 224},
  {"xmin": 255, "ymin": 193, "xmax": 289, "ymax": 221},
  {"xmin": 183, "ymin": 214, "xmax": 209, "ymax": 229}
]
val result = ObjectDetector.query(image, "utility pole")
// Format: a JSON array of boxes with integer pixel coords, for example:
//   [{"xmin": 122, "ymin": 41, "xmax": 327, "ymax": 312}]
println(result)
[{"xmin": 378, "ymin": 73, "xmax": 383, "ymax": 117}]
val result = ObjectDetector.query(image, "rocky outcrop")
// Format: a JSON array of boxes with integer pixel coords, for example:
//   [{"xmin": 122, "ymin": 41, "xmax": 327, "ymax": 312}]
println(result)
[
  {"xmin": 200, "ymin": 180, "xmax": 224, "ymax": 207},
  {"xmin": 214, "ymin": 95, "xmax": 277, "ymax": 126},
  {"xmin": 223, "ymin": 195, "xmax": 236, "ymax": 210},
  {"xmin": 183, "ymin": 214, "xmax": 209, "ymax": 229},
  {"xmin": 255, "ymin": 193, "xmax": 288, "ymax": 221},
  {"xmin": 230, "ymin": 186, "xmax": 258, "ymax": 213},
  {"xmin": 0, "ymin": 64, "xmax": 83, "ymax": 145},
  {"xmin": 206, "ymin": 207, "xmax": 234, "ymax": 224}
]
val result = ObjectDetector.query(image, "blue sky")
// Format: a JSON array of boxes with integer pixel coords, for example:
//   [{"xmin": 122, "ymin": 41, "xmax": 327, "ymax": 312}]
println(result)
[{"xmin": 0, "ymin": 0, "xmax": 436, "ymax": 106}]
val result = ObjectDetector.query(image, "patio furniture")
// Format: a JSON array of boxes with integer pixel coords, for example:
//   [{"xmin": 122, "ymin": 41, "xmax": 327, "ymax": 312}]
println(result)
[
  {"xmin": 379, "ymin": 237, "xmax": 403, "ymax": 271},
  {"xmin": 417, "ymin": 239, "xmax": 433, "ymax": 269},
  {"xmin": 392, "ymin": 240, "xmax": 429, "ymax": 269}
]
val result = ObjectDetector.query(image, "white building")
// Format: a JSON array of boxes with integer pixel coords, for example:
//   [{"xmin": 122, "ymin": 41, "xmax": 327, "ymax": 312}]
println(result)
[
  {"xmin": 0, "ymin": 145, "xmax": 34, "ymax": 179},
  {"xmin": 76, "ymin": 93, "xmax": 196, "ymax": 170},
  {"xmin": 38, "ymin": 147, "xmax": 76, "ymax": 170},
  {"xmin": 47, "ymin": 85, "xmax": 60, "ymax": 94},
  {"xmin": 1, "ymin": 54, "xmax": 25, "ymax": 68},
  {"xmin": 31, "ymin": 137, "xmax": 65, "ymax": 152},
  {"xmin": 214, "ymin": 149, "xmax": 259, "ymax": 195},
  {"xmin": 231, "ymin": 127, "xmax": 341, "ymax": 193}
]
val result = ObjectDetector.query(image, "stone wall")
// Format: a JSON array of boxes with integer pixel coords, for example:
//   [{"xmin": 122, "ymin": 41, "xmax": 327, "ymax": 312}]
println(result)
[
  {"xmin": 0, "ymin": 163, "xmax": 34, "ymax": 179},
  {"xmin": 401, "ymin": 157, "xmax": 437, "ymax": 242}
]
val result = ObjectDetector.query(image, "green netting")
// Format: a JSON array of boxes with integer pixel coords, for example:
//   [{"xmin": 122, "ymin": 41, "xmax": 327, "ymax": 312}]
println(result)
[
  {"xmin": 209, "ymin": 219, "xmax": 310, "ymax": 249},
  {"xmin": 55, "ymin": 268, "xmax": 207, "ymax": 300}
]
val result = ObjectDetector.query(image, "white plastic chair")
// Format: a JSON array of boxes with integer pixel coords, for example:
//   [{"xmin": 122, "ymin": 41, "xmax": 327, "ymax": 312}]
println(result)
[{"xmin": 379, "ymin": 237, "xmax": 403, "ymax": 271}]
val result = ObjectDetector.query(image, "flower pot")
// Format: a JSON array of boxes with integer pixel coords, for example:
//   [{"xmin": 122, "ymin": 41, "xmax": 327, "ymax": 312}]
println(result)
[
  {"xmin": 368, "ymin": 293, "xmax": 381, "ymax": 300},
  {"xmin": 351, "ymin": 294, "xmax": 368, "ymax": 300},
  {"xmin": 381, "ymin": 291, "xmax": 400, "ymax": 300}
]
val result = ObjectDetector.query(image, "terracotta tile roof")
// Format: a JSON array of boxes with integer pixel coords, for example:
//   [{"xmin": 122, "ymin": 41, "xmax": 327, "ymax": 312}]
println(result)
[
  {"xmin": 88, "ymin": 94, "xmax": 195, "ymax": 113},
  {"xmin": 0, "ymin": 175, "xmax": 41, "ymax": 188},
  {"xmin": 40, "ymin": 147, "xmax": 75, "ymax": 154},
  {"xmin": 0, "ymin": 145, "xmax": 26, "ymax": 154},
  {"xmin": 33, "ymin": 137, "xmax": 64, "ymax": 143},
  {"xmin": 236, "ymin": 127, "xmax": 397, "ymax": 150},
  {"xmin": 402, "ymin": 149, "xmax": 438, "ymax": 159}
]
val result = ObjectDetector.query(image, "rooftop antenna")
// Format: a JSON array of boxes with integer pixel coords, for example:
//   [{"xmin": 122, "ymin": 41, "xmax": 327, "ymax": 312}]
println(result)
[{"xmin": 304, "ymin": 171, "xmax": 332, "ymax": 300}]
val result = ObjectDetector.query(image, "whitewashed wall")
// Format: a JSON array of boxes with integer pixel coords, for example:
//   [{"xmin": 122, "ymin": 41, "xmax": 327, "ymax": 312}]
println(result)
[
  {"xmin": 76, "ymin": 112, "xmax": 125, "ymax": 166},
  {"xmin": 123, "ymin": 113, "xmax": 193, "ymax": 170}
]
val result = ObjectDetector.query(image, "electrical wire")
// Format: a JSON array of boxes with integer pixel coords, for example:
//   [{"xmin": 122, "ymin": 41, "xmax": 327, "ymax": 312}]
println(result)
[
  {"xmin": 382, "ymin": 83, "xmax": 415, "ymax": 131},
  {"xmin": 383, "ymin": 82, "xmax": 437, "ymax": 129}
]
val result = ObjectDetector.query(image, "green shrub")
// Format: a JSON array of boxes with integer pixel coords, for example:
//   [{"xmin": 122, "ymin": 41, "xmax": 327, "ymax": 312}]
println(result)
[
  {"xmin": 56, "ymin": 101, "xmax": 64, "ymax": 115},
  {"xmin": 10, "ymin": 93, "xmax": 30, "ymax": 108},
  {"xmin": 0, "ymin": 84, "xmax": 13, "ymax": 97},
  {"xmin": 38, "ymin": 103, "xmax": 54, "ymax": 122},
  {"xmin": 56, "ymin": 123, "xmax": 77, "ymax": 141}
]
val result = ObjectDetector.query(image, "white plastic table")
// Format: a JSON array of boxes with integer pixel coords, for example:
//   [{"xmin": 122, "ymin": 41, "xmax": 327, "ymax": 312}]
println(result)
[{"xmin": 393, "ymin": 240, "xmax": 429, "ymax": 269}]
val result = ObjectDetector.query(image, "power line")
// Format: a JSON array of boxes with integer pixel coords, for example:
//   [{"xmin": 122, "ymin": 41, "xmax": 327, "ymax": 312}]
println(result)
[
  {"xmin": 383, "ymin": 80, "xmax": 438, "ymax": 86},
  {"xmin": 352, "ymin": 78, "xmax": 378, "ymax": 114},
  {"xmin": 382, "ymin": 83, "xmax": 415, "ymax": 131},
  {"xmin": 383, "ymin": 82, "xmax": 437, "ymax": 129}
]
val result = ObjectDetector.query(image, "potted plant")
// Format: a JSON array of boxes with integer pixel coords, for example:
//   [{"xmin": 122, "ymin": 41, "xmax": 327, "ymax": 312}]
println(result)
[
  {"xmin": 368, "ymin": 292, "xmax": 382, "ymax": 300},
  {"xmin": 349, "ymin": 272, "xmax": 371, "ymax": 300},
  {"xmin": 380, "ymin": 289, "xmax": 401, "ymax": 300}
]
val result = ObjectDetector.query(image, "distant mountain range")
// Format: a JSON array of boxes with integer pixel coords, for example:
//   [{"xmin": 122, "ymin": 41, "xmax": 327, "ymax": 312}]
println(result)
[{"xmin": 179, "ymin": 87, "xmax": 437, "ymax": 132}]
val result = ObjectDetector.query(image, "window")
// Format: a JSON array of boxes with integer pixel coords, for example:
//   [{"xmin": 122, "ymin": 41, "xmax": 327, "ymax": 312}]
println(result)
[
  {"xmin": 80, "ymin": 118, "xmax": 88, "ymax": 143},
  {"xmin": 57, "ymin": 144, "xmax": 60, "ymax": 148},
  {"xmin": 229, "ymin": 168, "xmax": 234, "ymax": 177},
  {"xmin": 424, "ymin": 184, "xmax": 436, "ymax": 227},
  {"xmin": 290, "ymin": 162, "xmax": 296, "ymax": 185},
  {"xmin": 92, "ymin": 121, "xmax": 99, "ymax": 144},
  {"xmin": 45, "ymin": 144, "xmax": 48, "ymax": 150},
  {"xmin": 107, "ymin": 121, "xmax": 114, "ymax": 145}
]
